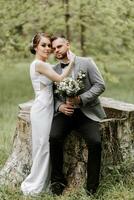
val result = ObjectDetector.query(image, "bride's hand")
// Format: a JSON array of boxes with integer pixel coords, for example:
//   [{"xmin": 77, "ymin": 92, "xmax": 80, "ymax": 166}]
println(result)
[{"xmin": 67, "ymin": 50, "xmax": 76, "ymax": 63}]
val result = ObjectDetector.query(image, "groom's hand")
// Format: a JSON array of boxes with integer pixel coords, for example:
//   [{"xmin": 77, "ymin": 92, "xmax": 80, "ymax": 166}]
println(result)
[
  {"xmin": 59, "ymin": 103, "xmax": 74, "ymax": 116},
  {"xmin": 66, "ymin": 96, "xmax": 82, "ymax": 106}
]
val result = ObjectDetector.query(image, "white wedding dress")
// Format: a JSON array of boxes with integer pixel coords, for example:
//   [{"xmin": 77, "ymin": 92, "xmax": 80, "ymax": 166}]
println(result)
[{"xmin": 21, "ymin": 59, "xmax": 54, "ymax": 195}]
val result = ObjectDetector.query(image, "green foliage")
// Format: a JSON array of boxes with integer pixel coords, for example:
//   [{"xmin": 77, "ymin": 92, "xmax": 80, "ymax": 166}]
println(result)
[
  {"xmin": 0, "ymin": 0, "xmax": 134, "ymax": 63},
  {"xmin": 0, "ymin": 0, "xmax": 133, "ymax": 83}
]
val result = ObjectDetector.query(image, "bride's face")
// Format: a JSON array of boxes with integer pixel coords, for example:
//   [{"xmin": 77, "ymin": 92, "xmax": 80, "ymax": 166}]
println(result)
[{"xmin": 35, "ymin": 36, "xmax": 51, "ymax": 61}]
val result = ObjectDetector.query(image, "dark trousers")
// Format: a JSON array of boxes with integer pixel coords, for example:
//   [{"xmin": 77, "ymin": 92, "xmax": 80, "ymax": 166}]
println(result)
[{"xmin": 49, "ymin": 109, "xmax": 101, "ymax": 191}]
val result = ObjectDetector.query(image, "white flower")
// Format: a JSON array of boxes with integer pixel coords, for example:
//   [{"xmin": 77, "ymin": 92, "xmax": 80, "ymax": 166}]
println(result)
[{"xmin": 54, "ymin": 70, "xmax": 86, "ymax": 97}]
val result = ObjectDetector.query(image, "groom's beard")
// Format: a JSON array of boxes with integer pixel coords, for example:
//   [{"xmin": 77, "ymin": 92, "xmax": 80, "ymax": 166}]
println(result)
[{"xmin": 55, "ymin": 52, "xmax": 67, "ymax": 60}]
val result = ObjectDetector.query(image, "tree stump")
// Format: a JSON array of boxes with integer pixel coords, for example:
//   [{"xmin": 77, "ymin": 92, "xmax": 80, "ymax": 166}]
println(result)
[{"xmin": 0, "ymin": 97, "xmax": 134, "ymax": 188}]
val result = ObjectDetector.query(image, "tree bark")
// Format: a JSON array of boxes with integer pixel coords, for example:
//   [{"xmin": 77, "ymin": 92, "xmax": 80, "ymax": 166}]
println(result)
[
  {"xmin": 0, "ymin": 97, "xmax": 134, "ymax": 188},
  {"xmin": 64, "ymin": 0, "xmax": 70, "ymax": 40},
  {"xmin": 79, "ymin": 3, "xmax": 86, "ymax": 56}
]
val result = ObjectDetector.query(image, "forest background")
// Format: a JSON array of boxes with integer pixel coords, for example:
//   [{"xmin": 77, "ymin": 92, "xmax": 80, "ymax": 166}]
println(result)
[{"xmin": 0, "ymin": 0, "xmax": 134, "ymax": 199}]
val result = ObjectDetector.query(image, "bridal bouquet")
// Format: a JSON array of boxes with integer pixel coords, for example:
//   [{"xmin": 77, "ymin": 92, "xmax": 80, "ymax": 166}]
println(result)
[{"xmin": 54, "ymin": 70, "xmax": 86, "ymax": 97}]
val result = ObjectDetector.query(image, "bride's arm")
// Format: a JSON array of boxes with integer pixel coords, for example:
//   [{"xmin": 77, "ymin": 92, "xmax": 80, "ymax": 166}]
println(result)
[{"xmin": 35, "ymin": 60, "xmax": 74, "ymax": 82}]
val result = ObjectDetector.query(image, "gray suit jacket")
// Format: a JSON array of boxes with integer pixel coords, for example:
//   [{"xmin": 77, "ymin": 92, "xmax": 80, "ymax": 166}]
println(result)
[{"xmin": 53, "ymin": 56, "xmax": 106, "ymax": 122}]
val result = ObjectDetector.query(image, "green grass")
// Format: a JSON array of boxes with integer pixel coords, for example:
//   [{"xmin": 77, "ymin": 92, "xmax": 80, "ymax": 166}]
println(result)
[
  {"xmin": 104, "ymin": 64, "xmax": 134, "ymax": 104},
  {"xmin": 0, "ymin": 167, "xmax": 134, "ymax": 200},
  {"xmin": 0, "ymin": 59, "xmax": 33, "ymax": 167},
  {"xmin": 0, "ymin": 58, "xmax": 134, "ymax": 199}
]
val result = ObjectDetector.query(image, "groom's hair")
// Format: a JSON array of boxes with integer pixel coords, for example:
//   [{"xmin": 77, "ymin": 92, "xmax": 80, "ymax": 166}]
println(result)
[{"xmin": 51, "ymin": 35, "xmax": 68, "ymax": 43}]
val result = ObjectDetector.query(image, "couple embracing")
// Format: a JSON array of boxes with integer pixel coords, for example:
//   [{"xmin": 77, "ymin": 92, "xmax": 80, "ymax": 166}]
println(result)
[{"xmin": 21, "ymin": 33, "xmax": 106, "ymax": 196}]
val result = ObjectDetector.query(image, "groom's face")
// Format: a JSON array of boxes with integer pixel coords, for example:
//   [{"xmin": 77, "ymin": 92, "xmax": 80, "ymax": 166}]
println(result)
[{"xmin": 52, "ymin": 38, "xmax": 70, "ymax": 60}]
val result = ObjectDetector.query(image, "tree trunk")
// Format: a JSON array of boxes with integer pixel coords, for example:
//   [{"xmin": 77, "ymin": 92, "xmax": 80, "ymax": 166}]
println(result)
[
  {"xmin": 0, "ymin": 97, "xmax": 134, "ymax": 188},
  {"xmin": 64, "ymin": 0, "xmax": 70, "ymax": 40},
  {"xmin": 79, "ymin": 3, "xmax": 86, "ymax": 56}
]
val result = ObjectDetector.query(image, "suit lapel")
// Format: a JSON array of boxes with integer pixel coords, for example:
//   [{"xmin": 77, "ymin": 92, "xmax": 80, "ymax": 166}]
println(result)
[{"xmin": 74, "ymin": 57, "xmax": 80, "ymax": 80}]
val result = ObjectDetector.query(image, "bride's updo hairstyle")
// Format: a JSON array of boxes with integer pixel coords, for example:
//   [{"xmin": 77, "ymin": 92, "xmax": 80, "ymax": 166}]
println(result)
[{"xmin": 30, "ymin": 33, "xmax": 51, "ymax": 54}]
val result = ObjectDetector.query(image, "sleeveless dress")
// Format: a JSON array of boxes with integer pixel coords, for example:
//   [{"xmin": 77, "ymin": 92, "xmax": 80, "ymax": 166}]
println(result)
[{"xmin": 21, "ymin": 59, "xmax": 54, "ymax": 195}]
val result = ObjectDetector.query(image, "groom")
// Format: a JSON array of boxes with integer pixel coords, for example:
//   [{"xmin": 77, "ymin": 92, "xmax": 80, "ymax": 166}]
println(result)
[{"xmin": 50, "ymin": 36, "xmax": 106, "ymax": 195}]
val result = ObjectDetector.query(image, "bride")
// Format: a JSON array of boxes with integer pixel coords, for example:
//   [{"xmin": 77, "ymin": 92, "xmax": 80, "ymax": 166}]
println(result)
[{"xmin": 21, "ymin": 33, "xmax": 74, "ymax": 196}]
